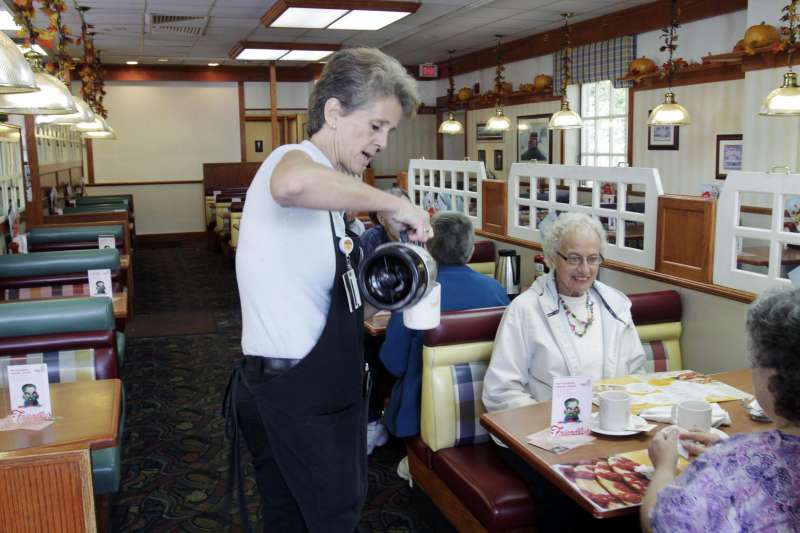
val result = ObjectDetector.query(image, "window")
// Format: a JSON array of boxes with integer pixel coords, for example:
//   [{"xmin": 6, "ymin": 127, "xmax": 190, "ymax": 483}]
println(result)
[{"xmin": 580, "ymin": 80, "xmax": 628, "ymax": 167}]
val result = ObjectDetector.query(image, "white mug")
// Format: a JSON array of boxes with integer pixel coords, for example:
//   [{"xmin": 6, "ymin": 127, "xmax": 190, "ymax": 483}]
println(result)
[
  {"xmin": 599, "ymin": 391, "xmax": 631, "ymax": 431},
  {"xmin": 672, "ymin": 400, "xmax": 712, "ymax": 431},
  {"xmin": 403, "ymin": 282, "xmax": 441, "ymax": 330}
]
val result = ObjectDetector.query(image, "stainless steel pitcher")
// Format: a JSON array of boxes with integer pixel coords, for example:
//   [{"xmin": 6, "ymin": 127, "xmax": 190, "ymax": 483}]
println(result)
[{"xmin": 494, "ymin": 249, "xmax": 520, "ymax": 297}]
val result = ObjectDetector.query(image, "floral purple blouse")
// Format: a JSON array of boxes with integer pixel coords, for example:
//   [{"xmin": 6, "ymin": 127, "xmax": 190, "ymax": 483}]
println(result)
[{"xmin": 651, "ymin": 430, "xmax": 800, "ymax": 532}]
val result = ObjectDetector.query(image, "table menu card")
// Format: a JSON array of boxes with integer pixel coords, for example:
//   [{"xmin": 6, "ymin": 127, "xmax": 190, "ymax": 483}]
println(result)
[
  {"xmin": 550, "ymin": 376, "xmax": 592, "ymax": 437},
  {"xmin": 98, "ymin": 234, "xmax": 116, "ymax": 250},
  {"xmin": 88, "ymin": 268, "xmax": 113, "ymax": 298},
  {"xmin": 7, "ymin": 363, "xmax": 52, "ymax": 418}
]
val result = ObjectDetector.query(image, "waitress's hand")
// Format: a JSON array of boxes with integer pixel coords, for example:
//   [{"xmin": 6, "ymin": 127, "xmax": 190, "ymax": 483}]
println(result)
[
  {"xmin": 649, "ymin": 426, "xmax": 679, "ymax": 472},
  {"xmin": 382, "ymin": 202, "xmax": 432, "ymax": 243}
]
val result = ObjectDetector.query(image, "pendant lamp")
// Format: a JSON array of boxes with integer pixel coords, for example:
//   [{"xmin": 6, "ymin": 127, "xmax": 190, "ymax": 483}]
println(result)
[
  {"xmin": 761, "ymin": 2, "xmax": 800, "ymax": 116},
  {"xmin": 438, "ymin": 50, "xmax": 464, "ymax": 135},
  {"xmin": 486, "ymin": 35, "xmax": 511, "ymax": 132},
  {"xmin": 647, "ymin": 0, "xmax": 691, "ymax": 126},
  {"xmin": 0, "ymin": 52, "xmax": 77, "ymax": 115},
  {"xmin": 549, "ymin": 13, "xmax": 583, "ymax": 130},
  {"xmin": 73, "ymin": 115, "xmax": 106, "ymax": 132},
  {"xmin": 36, "ymin": 98, "xmax": 94, "ymax": 125},
  {"xmin": 83, "ymin": 126, "xmax": 116, "ymax": 140},
  {"xmin": 0, "ymin": 31, "xmax": 37, "ymax": 94}
]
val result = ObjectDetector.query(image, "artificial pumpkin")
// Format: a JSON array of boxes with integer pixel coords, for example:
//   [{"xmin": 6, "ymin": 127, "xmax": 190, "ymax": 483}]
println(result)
[
  {"xmin": 733, "ymin": 39, "xmax": 746, "ymax": 53},
  {"xmin": 533, "ymin": 74, "xmax": 553, "ymax": 91},
  {"xmin": 497, "ymin": 81, "xmax": 513, "ymax": 95},
  {"xmin": 743, "ymin": 22, "xmax": 779, "ymax": 50},
  {"xmin": 519, "ymin": 83, "xmax": 535, "ymax": 93},
  {"xmin": 628, "ymin": 57, "xmax": 657, "ymax": 76},
  {"xmin": 456, "ymin": 87, "xmax": 473, "ymax": 102}
]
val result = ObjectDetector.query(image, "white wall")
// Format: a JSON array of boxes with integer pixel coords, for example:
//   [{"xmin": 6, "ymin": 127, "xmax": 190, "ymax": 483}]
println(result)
[
  {"xmin": 372, "ymin": 113, "xmax": 436, "ymax": 175},
  {"xmin": 244, "ymin": 81, "xmax": 310, "ymax": 109},
  {"xmin": 633, "ymin": 79, "xmax": 744, "ymax": 195},
  {"xmin": 637, "ymin": 12, "xmax": 747, "ymax": 65}
]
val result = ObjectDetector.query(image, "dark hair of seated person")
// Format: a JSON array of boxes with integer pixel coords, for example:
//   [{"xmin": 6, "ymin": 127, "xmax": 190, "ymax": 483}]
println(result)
[
  {"xmin": 746, "ymin": 287, "xmax": 800, "ymax": 424},
  {"xmin": 367, "ymin": 184, "xmax": 409, "ymax": 226},
  {"xmin": 427, "ymin": 211, "xmax": 475, "ymax": 265}
]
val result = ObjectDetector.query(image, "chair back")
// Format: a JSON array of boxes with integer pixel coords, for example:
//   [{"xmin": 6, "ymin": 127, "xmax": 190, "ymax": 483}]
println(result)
[
  {"xmin": 630, "ymin": 290, "xmax": 683, "ymax": 371},
  {"xmin": 420, "ymin": 306, "xmax": 506, "ymax": 452},
  {"xmin": 0, "ymin": 445, "xmax": 96, "ymax": 533},
  {"xmin": 467, "ymin": 240, "xmax": 496, "ymax": 276}
]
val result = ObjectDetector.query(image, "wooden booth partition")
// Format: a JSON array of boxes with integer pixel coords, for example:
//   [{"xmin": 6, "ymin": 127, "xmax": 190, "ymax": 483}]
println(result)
[
  {"xmin": 481, "ymin": 180, "xmax": 508, "ymax": 236},
  {"xmin": 202, "ymin": 162, "xmax": 261, "ymax": 192},
  {"xmin": 396, "ymin": 171, "xmax": 408, "ymax": 192},
  {"xmin": 655, "ymin": 195, "xmax": 716, "ymax": 283}
]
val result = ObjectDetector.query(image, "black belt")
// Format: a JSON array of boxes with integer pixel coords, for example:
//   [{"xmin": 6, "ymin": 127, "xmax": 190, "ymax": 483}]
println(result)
[{"xmin": 244, "ymin": 355, "xmax": 302, "ymax": 375}]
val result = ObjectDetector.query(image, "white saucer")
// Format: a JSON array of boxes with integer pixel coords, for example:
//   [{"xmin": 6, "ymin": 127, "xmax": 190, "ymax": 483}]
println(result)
[
  {"xmin": 624, "ymin": 382, "xmax": 656, "ymax": 394},
  {"xmin": 590, "ymin": 414, "xmax": 650, "ymax": 436}
]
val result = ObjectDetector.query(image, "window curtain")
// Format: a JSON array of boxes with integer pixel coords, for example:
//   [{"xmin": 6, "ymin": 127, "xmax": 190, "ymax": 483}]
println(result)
[{"xmin": 553, "ymin": 36, "xmax": 636, "ymax": 96}]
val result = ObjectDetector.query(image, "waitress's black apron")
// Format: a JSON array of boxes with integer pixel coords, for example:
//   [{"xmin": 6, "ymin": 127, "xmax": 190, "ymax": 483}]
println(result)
[{"xmin": 225, "ymin": 213, "xmax": 367, "ymax": 532}]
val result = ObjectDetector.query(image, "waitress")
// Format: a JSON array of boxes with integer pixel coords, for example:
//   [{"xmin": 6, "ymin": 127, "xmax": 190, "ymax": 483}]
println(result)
[{"xmin": 225, "ymin": 47, "xmax": 431, "ymax": 533}]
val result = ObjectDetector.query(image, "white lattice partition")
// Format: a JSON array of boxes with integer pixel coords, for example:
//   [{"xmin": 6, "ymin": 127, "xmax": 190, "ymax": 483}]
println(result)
[
  {"xmin": 714, "ymin": 170, "xmax": 800, "ymax": 294},
  {"xmin": 506, "ymin": 163, "xmax": 663, "ymax": 269},
  {"xmin": 407, "ymin": 159, "xmax": 487, "ymax": 230},
  {"xmin": 35, "ymin": 125, "xmax": 82, "ymax": 166},
  {"xmin": 0, "ymin": 126, "xmax": 24, "ymax": 224}
]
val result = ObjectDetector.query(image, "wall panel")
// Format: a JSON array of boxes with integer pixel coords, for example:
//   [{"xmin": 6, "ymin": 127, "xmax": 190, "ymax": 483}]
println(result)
[{"xmin": 372, "ymin": 114, "xmax": 436, "ymax": 175}]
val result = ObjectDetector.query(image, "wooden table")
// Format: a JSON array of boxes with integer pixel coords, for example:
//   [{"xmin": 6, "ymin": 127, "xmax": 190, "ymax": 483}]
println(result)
[
  {"xmin": 0, "ymin": 379, "xmax": 121, "ymax": 453},
  {"xmin": 480, "ymin": 369, "xmax": 773, "ymax": 519},
  {"xmin": 364, "ymin": 310, "xmax": 391, "ymax": 337},
  {"xmin": 737, "ymin": 246, "xmax": 800, "ymax": 267}
]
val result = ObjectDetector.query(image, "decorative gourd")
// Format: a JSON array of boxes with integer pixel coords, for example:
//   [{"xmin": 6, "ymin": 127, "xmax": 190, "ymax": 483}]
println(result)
[
  {"xmin": 628, "ymin": 57, "xmax": 657, "ymax": 76},
  {"xmin": 456, "ymin": 87, "xmax": 473, "ymax": 102},
  {"xmin": 533, "ymin": 74, "xmax": 553, "ymax": 91},
  {"xmin": 519, "ymin": 83, "xmax": 535, "ymax": 93},
  {"xmin": 497, "ymin": 81, "xmax": 513, "ymax": 95},
  {"xmin": 743, "ymin": 22, "xmax": 779, "ymax": 50},
  {"xmin": 733, "ymin": 39, "xmax": 745, "ymax": 52}
]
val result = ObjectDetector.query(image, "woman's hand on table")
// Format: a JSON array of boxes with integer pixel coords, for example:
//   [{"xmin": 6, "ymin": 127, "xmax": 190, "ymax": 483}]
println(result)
[
  {"xmin": 679, "ymin": 429, "xmax": 720, "ymax": 456},
  {"xmin": 648, "ymin": 427, "xmax": 679, "ymax": 471}
]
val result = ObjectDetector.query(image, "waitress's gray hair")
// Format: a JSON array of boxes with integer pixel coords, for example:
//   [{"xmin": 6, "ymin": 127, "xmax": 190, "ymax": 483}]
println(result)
[
  {"xmin": 307, "ymin": 48, "xmax": 420, "ymax": 137},
  {"xmin": 427, "ymin": 211, "xmax": 475, "ymax": 265},
  {"xmin": 542, "ymin": 212, "xmax": 607, "ymax": 268}
]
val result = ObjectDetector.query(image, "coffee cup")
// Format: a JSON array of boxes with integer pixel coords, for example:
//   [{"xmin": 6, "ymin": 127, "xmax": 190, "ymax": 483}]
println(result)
[
  {"xmin": 403, "ymin": 282, "xmax": 441, "ymax": 330},
  {"xmin": 599, "ymin": 391, "xmax": 631, "ymax": 431},
  {"xmin": 671, "ymin": 399, "xmax": 712, "ymax": 431}
]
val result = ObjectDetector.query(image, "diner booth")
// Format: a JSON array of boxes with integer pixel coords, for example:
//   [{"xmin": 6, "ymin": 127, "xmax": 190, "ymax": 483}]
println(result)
[{"xmin": 0, "ymin": 0, "xmax": 798, "ymax": 531}]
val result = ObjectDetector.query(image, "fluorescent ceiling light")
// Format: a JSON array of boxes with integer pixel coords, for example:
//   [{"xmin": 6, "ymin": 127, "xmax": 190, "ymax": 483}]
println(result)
[
  {"xmin": 272, "ymin": 7, "xmax": 347, "ymax": 28},
  {"xmin": 126, "ymin": 60, "xmax": 138, "ymax": 65},
  {"xmin": 280, "ymin": 50, "xmax": 333, "ymax": 61},
  {"xmin": 327, "ymin": 10, "xmax": 410, "ymax": 30},
  {"xmin": 235, "ymin": 48, "xmax": 288, "ymax": 61},
  {"xmin": 18, "ymin": 44, "xmax": 47, "ymax": 56},
  {"xmin": 208, "ymin": 62, "xmax": 219, "ymax": 66},
  {"xmin": 158, "ymin": 58, "xmax": 168, "ymax": 62},
  {"xmin": 0, "ymin": 11, "xmax": 20, "ymax": 31}
]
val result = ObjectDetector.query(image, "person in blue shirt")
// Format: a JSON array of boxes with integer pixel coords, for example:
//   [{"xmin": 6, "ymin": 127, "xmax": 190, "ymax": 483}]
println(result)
[{"xmin": 379, "ymin": 211, "xmax": 510, "ymax": 438}]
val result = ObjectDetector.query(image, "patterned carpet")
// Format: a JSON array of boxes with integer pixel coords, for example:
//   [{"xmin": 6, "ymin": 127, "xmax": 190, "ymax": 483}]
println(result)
[{"xmin": 112, "ymin": 240, "xmax": 446, "ymax": 532}]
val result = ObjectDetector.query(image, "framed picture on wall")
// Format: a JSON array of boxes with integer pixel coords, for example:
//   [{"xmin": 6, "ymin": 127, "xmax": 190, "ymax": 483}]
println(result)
[
  {"xmin": 494, "ymin": 149, "xmax": 503, "ymax": 171},
  {"xmin": 477, "ymin": 149, "xmax": 486, "ymax": 163},
  {"xmin": 517, "ymin": 114, "xmax": 553, "ymax": 162},
  {"xmin": 476, "ymin": 122, "xmax": 504, "ymax": 142},
  {"xmin": 715, "ymin": 134, "xmax": 743, "ymax": 180},
  {"xmin": 647, "ymin": 110, "xmax": 680, "ymax": 150}
]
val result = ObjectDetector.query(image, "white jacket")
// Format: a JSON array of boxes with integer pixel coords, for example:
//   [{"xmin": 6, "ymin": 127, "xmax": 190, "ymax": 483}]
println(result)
[{"xmin": 483, "ymin": 272, "xmax": 645, "ymax": 413}]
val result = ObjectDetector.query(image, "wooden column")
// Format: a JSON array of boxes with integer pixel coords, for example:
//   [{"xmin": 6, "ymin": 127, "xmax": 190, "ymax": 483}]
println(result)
[
  {"xmin": 85, "ymin": 138, "xmax": 95, "ymax": 184},
  {"xmin": 23, "ymin": 115, "xmax": 42, "ymax": 225},
  {"xmin": 238, "ymin": 81, "xmax": 246, "ymax": 162},
  {"xmin": 270, "ymin": 62, "xmax": 279, "ymax": 149},
  {"xmin": 436, "ymin": 111, "xmax": 443, "ymax": 159}
]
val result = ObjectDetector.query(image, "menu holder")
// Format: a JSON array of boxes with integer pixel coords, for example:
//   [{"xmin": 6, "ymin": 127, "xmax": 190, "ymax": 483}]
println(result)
[{"xmin": 88, "ymin": 269, "xmax": 113, "ymax": 298}]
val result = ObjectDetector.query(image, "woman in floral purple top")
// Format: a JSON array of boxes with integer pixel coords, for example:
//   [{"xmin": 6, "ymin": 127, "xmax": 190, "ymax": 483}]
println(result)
[{"xmin": 641, "ymin": 287, "xmax": 800, "ymax": 533}]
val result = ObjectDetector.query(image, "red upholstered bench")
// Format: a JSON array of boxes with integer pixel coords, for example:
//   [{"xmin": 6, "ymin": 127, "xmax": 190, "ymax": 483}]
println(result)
[{"xmin": 407, "ymin": 290, "xmax": 682, "ymax": 532}]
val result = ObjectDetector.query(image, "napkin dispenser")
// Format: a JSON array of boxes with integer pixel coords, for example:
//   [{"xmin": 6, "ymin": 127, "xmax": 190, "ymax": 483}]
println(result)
[{"xmin": 358, "ymin": 242, "xmax": 440, "ymax": 329}]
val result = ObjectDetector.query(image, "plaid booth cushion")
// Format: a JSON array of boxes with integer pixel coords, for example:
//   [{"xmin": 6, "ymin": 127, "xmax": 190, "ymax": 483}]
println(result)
[
  {"xmin": 0, "ymin": 349, "xmax": 96, "ymax": 388},
  {"xmin": 451, "ymin": 361, "xmax": 490, "ymax": 446}
]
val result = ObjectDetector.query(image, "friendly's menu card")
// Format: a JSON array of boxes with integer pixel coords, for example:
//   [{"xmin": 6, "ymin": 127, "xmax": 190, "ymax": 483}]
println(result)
[
  {"xmin": 88, "ymin": 269, "xmax": 113, "ymax": 298},
  {"xmin": 550, "ymin": 376, "xmax": 593, "ymax": 437},
  {"xmin": 7, "ymin": 363, "xmax": 52, "ymax": 418},
  {"xmin": 593, "ymin": 370, "xmax": 751, "ymax": 413}
]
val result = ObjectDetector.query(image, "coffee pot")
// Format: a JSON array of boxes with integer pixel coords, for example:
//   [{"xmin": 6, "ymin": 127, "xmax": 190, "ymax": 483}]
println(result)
[
  {"xmin": 495, "ymin": 249, "xmax": 520, "ymax": 298},
  {"xmin": 358, "ymin": 242, "xmax": 440, "ymax": 329}
]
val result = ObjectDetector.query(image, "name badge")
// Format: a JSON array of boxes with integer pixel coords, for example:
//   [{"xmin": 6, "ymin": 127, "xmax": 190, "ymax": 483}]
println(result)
[{"xmin": 339, "ymin": 236, "xmax": 361, "ymax": 312}]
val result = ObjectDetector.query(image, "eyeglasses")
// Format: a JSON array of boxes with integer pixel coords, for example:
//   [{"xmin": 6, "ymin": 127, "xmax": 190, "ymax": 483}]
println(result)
[{"xmin": 556, "ymin": 251, "xmax": 604, "ymax": 266}]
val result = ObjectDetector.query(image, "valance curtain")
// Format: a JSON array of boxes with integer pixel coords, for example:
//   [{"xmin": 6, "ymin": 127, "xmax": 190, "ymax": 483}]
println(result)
[{"xmin": 553, "ymin": 36, "xmax": 636, "ymax": 95}]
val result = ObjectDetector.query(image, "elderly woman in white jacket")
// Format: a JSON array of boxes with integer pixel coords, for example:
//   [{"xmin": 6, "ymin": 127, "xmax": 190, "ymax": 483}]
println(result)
[
  {"xmin": 484, "ymin": 212, "xmax": 645, "ymax": 411},
  {"xmin": 482, "ymin": 212, "xmax": 646, "ymax": 530}
]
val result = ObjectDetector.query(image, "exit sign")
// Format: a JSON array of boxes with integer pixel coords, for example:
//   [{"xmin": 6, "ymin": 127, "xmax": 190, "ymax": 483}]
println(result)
[{"xmin": 419, "ymin": 63, "xmax": 438, "ymax": 78}]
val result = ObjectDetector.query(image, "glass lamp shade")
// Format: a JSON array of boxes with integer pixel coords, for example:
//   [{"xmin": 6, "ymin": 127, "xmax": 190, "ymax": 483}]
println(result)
[
  {"xmin": 84, "ymin": 127, "xmax": 116, "ymax": 140},
  {"xmin": 548, "ymin": 99, "xmax": 583, "ymax": 130},
  {"xmin": 0, "ymin": 53, "xmax": 76, "ymax": 115},
  {"xmin": 647, "ymin": 91, "xmax": 691, "ymax": 126},
  {"xmin": 485, "ymin": 107, "xmax": 511, "ymax": 131},
  {"xmin": 0, "ymin": 31, "xmax": 37, "ymax": 94},
  {"xmin": 438, "ymin": 112, "xmax": 464, "ymax": 135},
  {"xmin": 760, "ymin": 71, "xmax": 800, "ymax": 116},
  {"xmin": 73, "ymin": 116, "xmax": 106, "ymax": 132},
  {"xmin": 36, "ymin": 98, "xmax": 94, "ymax": 125}
]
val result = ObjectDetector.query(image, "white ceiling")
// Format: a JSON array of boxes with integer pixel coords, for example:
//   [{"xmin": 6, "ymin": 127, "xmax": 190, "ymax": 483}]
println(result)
[{"xmin": 2, "ymin": 0, "xmax": 654, "ymax": 67}]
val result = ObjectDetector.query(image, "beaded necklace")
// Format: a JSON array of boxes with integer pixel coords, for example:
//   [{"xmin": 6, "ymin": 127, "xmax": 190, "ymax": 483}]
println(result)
[{"xmin": 559, "ymin": 294, "xmax": 594, "ymax": 337}]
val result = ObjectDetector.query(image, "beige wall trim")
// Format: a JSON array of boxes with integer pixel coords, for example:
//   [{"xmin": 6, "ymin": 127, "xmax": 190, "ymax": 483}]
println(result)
[
  {"xmin": 138, "ymin": 231, "xmax": 206, "ymax": 242},
  {"xmin": 88, "ymin": 180, "xmax": 203, "ymax": 187},
  {"xmin": 476, "ymin": 229, "xmax": 756, "ymax": 304}
]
